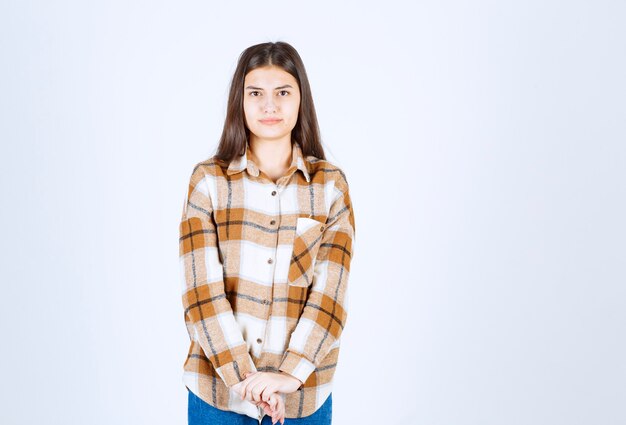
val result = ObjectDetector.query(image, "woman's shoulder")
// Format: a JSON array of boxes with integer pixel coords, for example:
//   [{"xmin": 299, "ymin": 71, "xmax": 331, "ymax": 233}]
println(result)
[
  {"xmin": 306, "ymin": 155, "xmax": 351, "ymax": 191},
  {"xmin": 188, "ymin": 155, "xmax": 229, "ymax": 178}
]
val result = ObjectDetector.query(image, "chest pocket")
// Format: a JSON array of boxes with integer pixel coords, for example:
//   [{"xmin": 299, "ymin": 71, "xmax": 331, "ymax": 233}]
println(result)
[{"xmin": 288, "ymin": 217, "xmax": 326, "ymax": 287}]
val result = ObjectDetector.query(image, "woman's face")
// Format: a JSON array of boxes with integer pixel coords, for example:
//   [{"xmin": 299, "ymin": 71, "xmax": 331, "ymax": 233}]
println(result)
[{"xmin": 243, "ymin": 65, "xmax": 301, "ymax": 144}]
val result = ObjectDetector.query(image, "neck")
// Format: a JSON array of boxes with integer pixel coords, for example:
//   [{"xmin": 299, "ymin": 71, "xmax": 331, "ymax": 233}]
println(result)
[{"xmin": 248, "ymin": 135, "xmax": 292, "ymax": 170}]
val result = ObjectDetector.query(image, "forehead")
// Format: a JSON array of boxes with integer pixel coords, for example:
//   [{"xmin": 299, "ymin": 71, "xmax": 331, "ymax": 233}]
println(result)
[{"xmin": 244, "ymin": 66, "xmax": 298, "ymax": 87}]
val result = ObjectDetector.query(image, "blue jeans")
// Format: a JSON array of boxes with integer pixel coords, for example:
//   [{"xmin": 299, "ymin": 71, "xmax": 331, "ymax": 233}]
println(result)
[{"xmin": 188, "ymin": 388, "xmax": 332, "ymax": 425}]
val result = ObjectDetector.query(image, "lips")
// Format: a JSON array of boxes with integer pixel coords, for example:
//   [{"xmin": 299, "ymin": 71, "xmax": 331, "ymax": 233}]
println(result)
[{"xmin": 259, "ymin": 118, "xmax": 282, "ymax": 124}]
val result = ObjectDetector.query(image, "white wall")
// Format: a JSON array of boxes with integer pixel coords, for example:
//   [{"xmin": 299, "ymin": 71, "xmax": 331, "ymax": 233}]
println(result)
[{"xmin": 1, "ymin": 1, "xmax": 624, "ymax": 424}]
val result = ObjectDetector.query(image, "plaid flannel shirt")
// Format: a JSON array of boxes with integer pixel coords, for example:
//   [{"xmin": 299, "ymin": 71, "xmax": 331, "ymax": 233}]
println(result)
[{"xmin": 179, "ymin": 141, "xmax": 356, "ymax": 420}]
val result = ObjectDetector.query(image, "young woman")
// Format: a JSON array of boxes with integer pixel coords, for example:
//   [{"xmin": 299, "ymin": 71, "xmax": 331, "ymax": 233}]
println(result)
[{"xmin": 179, "ymin": 41, "xmax": 356, "ymax": 425}]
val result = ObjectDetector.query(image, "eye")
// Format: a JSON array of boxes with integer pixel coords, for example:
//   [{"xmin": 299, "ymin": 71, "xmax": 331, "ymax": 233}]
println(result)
[
  {"xmin": 278, "ymin": 90, "xmax": 289, "ymax": 96},
  {"xmin": 249, "ymin": 91, "xmax": 261, "ymax": 96}
]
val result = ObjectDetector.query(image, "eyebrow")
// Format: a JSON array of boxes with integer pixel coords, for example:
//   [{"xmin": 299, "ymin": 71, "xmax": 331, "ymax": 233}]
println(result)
[{"xmin": 245, "ymin": 84, "xmax": 294, "ymax": 90}]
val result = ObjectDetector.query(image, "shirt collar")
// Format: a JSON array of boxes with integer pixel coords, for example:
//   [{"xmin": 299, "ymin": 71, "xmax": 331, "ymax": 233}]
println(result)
[{"xmin": 226, "ymin": 141, "xmax": 311, "ymax": 183}]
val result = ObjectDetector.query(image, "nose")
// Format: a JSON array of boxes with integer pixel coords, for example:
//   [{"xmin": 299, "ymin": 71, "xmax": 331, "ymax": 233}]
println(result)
[{"xmin": 263, "ymin": 97, "xmax": 277, "ymax": 113}]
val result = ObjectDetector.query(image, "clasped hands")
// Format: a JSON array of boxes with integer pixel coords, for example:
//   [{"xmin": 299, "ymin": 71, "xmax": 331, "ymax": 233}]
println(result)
[{"xmin": 231, "ymin": 371, "xmax": 303, "ymax": 425}]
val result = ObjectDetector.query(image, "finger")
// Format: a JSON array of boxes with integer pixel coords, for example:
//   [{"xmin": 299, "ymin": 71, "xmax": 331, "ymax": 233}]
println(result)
[
  {"xmin": 272, "ymin": 400, "xmax": 281, "ymax": 424},
  {"xmin": 269, "ymin": 401, "xmax": 277, "ymax": 424},
  {"xmin": 257, "ymin": 401, "xmax": 270, "ymax": 414},
  {"xmin": 261, "ymin": 386, "xmax": 270, "ymax": 403},
  {"xmin": 254, "ymin": 399, "xmax": 272, "ymax": 415},
  {"xmin": 238, "ymin": 380, "xmax": 249, "ymax": 400},
  {"xmin": 261, "ymin": 384, "xmax": 277, "ymax": 403},
  {"xmin": 243, "ymin": 374, "xmax": 264, "ymax": 401},
  {"xmin": 260, "ymin": 403, "xmax": 271, "ymax": 417},
  {"xmin": 252, "ymin": 382, "xmax": 264, "ymax": 402},
  {"xmin": 251, "ymin": 380, "xmax": 268, "ymax": 403},
  {"xmin": 248, "ymin": 381, "xmax": 261, "ymax": 402},
  {"xmin": 241, "ymin": 372, "xmax": 263, "ymax": 400},
  {"xmin": 273, "ymin": 398, "xmax": 283, "ymax": 425},
  {"xmin": 266, "ymin": 392, "xmax": 275, "ymax": 411},
  {"xmin": 275, "ymin": 392, "xmax": 283, "ymax": 414},
  {"xmin": 243, "ymin": 379, "xmax": 255, "ymax": 401},
  {"xmin": 271, "ymin": 394, "xmax": 282, "ymax": 416},
  {"xmin": 268, "ymin": 394, "xmax": 280, "ymax": 419},
  {"xmin": 276, "ymin": 395, "xmax": 285, "ymax": 425},
  {"xmin": 250, "ymin": 376, "xmax": 272, "ymax": 403},
  {"xmin": 272, "ymin": 393, "xmax": 283, "ymax": 411}
]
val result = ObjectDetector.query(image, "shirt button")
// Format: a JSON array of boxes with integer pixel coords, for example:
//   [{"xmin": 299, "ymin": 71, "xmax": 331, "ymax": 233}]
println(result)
[
  {"xmin": 270, "ymin": 219, "xmax": 276, "ymax": 225},
  {"xmin": 271, "ymin": 190, "xmax": 277, "ymax": 196},
  {"xmin": 267, "ymin": 258, "xmax": 273, "ymax": 264},
  {"xmin": 320, "ymin": 225, "xmax": 325, "ymax": 232},
  {"xmin": 256, "ymin": 338, "xmax": 263, "ymax": 344}
]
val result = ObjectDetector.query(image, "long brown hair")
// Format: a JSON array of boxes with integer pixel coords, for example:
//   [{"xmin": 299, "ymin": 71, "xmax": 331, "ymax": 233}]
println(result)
[{"xmin": 214, "ymin": 41, "xmax": 326, "ymax": 163}]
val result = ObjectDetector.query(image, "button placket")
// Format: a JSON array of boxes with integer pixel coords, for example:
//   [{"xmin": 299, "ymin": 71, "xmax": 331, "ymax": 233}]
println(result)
[
  {"xmin": 268, "ymin": 186, "xmax": 279, "ymax": 266},
  {"xmin": 264, "ymin": 182, "xmax": 282, "ymax": 331}
]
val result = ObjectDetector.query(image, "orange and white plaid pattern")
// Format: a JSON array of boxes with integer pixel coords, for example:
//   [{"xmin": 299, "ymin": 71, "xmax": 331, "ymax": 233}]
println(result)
[{"xmin": 179, "ymin": 141, "xmax": 356, "ymax": 420}]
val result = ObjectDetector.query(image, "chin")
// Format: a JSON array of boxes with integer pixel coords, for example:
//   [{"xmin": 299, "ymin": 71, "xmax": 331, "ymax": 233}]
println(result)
[
  {"xmin": 253, "ymin": 130, "xmax": 289, "ymax": 139},
  {"xmin": 259, "ymin": 135, "xmax": 289, "ymax": 141}
]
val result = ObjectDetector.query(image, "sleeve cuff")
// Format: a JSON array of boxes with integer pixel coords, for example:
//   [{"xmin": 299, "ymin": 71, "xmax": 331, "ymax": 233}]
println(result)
[
  {"xmin": 278, "ymin": 350, "xmax": 316, "ymax": 388},
  {"xmin": 214, "ymin": 353, "xmax": 257, "ymax": 388}
]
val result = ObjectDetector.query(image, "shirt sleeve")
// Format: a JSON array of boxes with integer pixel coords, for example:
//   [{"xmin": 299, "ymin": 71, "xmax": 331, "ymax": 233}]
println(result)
[
  {"xmin": 179, "ymin": 164, "xmax": 257, "ymax": 388},
  {"xmin": 278, "ymin": 174, "xmax": 356, "ymax": 387}
]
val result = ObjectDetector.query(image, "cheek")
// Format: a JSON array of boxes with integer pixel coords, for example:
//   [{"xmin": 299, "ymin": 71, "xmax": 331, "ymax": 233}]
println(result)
[
  {"xmin": 287, "ymin": 100, "xmax": 300, "ymax": 120},
  {"xmin": 243, "ymin": 101, "xmax": 255, "ymax": 122},
  {"xmin": 243, "ymin": 109, "xmax": 254, "ymax": 130}
]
